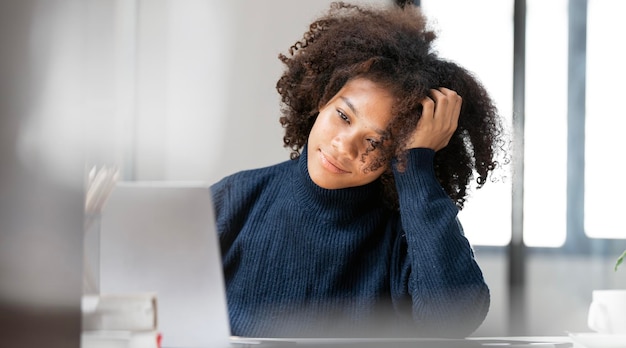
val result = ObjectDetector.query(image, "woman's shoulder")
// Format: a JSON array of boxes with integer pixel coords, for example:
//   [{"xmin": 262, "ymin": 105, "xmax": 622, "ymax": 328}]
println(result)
[{"xmin": 210, "ymin": 158, "xmax": 296, "ymax": 221}]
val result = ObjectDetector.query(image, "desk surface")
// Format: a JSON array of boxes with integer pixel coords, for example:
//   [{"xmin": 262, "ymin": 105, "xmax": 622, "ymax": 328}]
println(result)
[{"xmin": 227, "ymin": 336, "xmax": 575, "ymax": 348}]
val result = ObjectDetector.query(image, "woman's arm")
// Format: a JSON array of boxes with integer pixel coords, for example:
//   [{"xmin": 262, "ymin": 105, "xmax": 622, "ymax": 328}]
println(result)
[
  {"xmin": 390, "ymin": 88, "xmax": 489, "ymax": 337},
  {"xmin": 392, "ymin": 148, "xmax": 490, "ymax": 337}
]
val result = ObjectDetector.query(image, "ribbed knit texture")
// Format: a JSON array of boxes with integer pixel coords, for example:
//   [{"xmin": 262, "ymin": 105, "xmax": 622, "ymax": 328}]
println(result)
[{"xmin": 210, "ymin": 147, "xmax": 490, "ymax": 338}]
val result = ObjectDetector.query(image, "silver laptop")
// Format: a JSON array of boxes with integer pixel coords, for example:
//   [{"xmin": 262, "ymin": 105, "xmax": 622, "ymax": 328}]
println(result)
[{"xmin": 98, "ymin": 181, "xmax": 231, "ymax": 348}]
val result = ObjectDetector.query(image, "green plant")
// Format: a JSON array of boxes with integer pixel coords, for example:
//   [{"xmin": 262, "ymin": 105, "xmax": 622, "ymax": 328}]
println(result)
[{"xmin": 616, "ymin": 250, "xmax": 626, "ymax": 272}]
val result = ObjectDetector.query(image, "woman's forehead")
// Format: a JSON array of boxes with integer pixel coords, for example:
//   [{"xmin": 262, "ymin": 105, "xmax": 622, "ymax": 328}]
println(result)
[{"xmin": 333, "ymin": 78, "xmax": 395, "ymax": 128}]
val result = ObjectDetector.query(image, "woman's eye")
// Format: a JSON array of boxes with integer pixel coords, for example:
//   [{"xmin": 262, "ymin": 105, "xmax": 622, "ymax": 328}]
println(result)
[
  {"xmin": 367, "ymin": 139, "xmax": 380, "ymax": 149},
  {"xmin": 338, "ymin": 110, "xmax": 350, "ymax": 124}
]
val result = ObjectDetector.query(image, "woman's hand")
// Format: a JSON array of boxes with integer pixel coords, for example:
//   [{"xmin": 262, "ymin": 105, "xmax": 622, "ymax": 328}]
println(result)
[{"xmin": 405, "ymin": 87, "xmax": 461, "ymax": 151}]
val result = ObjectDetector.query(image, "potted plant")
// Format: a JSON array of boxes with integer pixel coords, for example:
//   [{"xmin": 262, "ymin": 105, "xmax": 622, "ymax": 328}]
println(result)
[
  {"xmin": 616, "ymin": 250, "xmax": 626, "ymax": 271},
  {"xmin": 581, "ymin": 249, "xmax": 626, "ymax": 337}
]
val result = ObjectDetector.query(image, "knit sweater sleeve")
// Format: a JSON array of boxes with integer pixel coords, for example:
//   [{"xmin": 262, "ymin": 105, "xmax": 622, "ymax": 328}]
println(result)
[{"xmin": 391, "ymin": 148, "xmax": 490, "ymax": 337}]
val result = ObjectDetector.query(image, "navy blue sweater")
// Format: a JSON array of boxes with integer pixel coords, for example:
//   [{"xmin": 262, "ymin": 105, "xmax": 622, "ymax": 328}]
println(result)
[{"xmin": 210, "ymin": 147, "xmax": 489, "ymax": 338}]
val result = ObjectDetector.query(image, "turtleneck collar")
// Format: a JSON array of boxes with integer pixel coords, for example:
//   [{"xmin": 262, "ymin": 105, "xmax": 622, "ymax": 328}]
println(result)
[{"xmin": 291, "ymin": 145, "xmax": 384, "ymax": 222}]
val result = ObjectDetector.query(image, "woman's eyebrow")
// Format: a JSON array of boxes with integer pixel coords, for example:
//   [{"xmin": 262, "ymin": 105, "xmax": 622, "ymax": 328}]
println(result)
[{"xmin": 339, "ymin": 96, "xmax": 386, "ymax": 135}]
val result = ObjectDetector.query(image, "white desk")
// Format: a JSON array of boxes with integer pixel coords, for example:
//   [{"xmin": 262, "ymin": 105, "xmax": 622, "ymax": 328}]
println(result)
[{"xmin": 228, "ymin": 336, "xmax": 575, "ymax": 348}]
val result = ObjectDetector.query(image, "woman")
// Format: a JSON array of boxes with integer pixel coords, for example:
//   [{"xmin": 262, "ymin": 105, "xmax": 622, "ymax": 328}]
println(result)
[{"xmin": 211, "ymin": 1, "xmax": 506, "ymax": 338}]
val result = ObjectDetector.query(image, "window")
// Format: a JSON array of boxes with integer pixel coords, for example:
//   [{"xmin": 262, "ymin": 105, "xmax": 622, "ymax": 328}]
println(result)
[
  {"xmin": 523, "ymin": 0, "xmax": 569, "ymax": 247},
  {"xmin": 584, "ymin": 0, "xmax": 626, "ymax": 240},
  {"xmin": 421, "ymin": 0, "xmax": 514, "ymax": 246}
]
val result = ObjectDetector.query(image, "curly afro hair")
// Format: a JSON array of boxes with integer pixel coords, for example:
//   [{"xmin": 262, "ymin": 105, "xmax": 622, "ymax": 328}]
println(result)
[{"xmin": 276, "ymin": 1, "xmax": 508, "ymax": 210}]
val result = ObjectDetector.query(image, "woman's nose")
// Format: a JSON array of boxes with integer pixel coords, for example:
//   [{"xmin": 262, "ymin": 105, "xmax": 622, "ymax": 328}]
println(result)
[{"xmin": 332, "ymin": 133, "xmax": 359, "ymax": 160}]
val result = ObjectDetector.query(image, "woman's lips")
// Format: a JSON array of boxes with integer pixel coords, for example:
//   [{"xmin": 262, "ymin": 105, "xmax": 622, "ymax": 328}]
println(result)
[{"xmin": 319, "ymin": 150, "xmax": 350, "ymax": 174}]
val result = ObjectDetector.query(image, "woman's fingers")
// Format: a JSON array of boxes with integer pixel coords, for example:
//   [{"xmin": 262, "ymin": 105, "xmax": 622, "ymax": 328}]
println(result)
[
  {"xmin": 433, "ymin": 87, "xmax": 462, "ymax": 130},
  {"xmin": 406, "ymin": 88, "xmax": 462, "ymax": 151}
]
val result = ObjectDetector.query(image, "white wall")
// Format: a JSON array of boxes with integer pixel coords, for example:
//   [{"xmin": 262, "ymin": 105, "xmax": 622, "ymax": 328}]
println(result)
[{"xmin": 91, "ymin": 0, "xmax": 389, "ymax": 183}]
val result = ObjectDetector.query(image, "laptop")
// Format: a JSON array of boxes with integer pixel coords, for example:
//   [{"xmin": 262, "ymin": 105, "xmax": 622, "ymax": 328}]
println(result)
[
  {"xmin": 98, "ymin": 181, "xmax": 231, "ymax": 348},
  {"xmin": 98, "ymin": 181, "xmax": 572, "ymax": 348}
]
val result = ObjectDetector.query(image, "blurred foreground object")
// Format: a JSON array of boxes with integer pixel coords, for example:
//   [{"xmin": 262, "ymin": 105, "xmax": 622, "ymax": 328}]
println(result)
[{"xmin": 0, "ymin": 0, "xmax": 88, "ymax": 346}]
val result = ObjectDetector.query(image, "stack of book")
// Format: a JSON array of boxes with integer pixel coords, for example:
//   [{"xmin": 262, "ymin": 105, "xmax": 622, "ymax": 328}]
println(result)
[{"xmin": 81, "ymin": 293, "xmax": 161, "ymax": 348}]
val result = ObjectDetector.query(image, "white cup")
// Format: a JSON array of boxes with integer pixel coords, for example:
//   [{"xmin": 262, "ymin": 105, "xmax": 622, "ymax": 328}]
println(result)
[{"xmin": 588, "ymin": 289, "xmax": 626, "ymax": 334}]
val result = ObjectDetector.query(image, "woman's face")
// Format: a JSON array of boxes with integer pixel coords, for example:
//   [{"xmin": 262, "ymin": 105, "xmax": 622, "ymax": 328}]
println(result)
[{"xmin": 307, "ymin": 78, "xmax": 395, "ymax": 189}]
